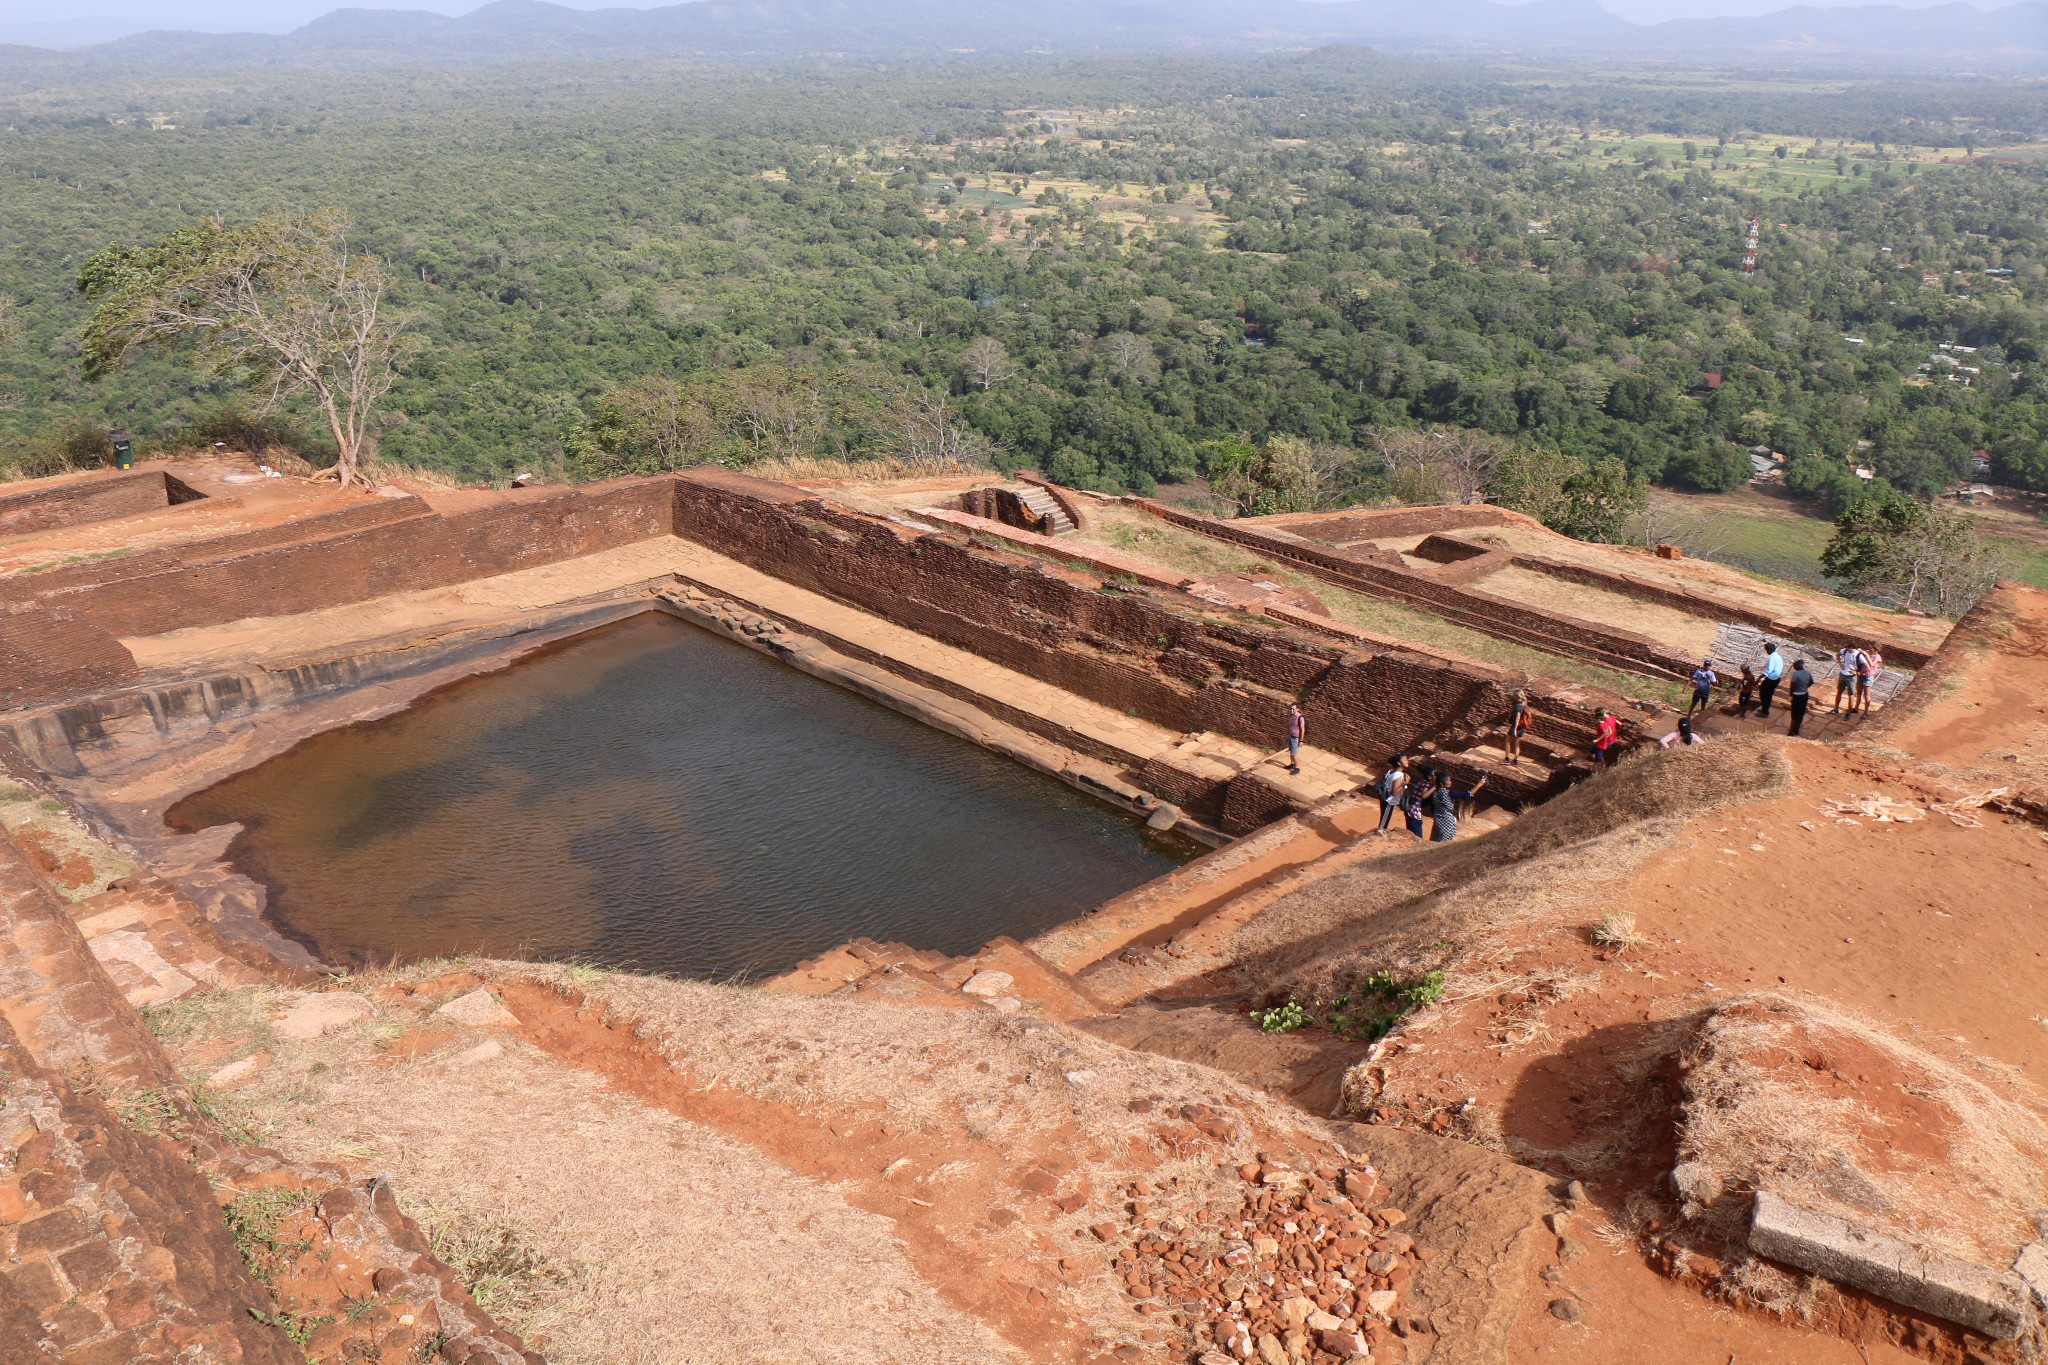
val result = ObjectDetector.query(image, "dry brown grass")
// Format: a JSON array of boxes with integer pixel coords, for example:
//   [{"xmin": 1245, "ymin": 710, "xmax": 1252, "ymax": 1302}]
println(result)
[
  {"xmin": 151, "ymin": 966, "xmax": 1349, "ymax": 1364},
  {"xmin": 1590, "ymin": 910, "xmax": 1648, "ymax": 955},
  {"xmin": 1675, "ymin": 992, "xmax": 2048, "ymax": 1264},
  {"xmin": 749, "ymin": 454, "xmax": 990, "ymax": 483},
  {"xmin": 1225, "ymin": 737, "xmax": 1790, "ymax": 1011},
  {"xmin": 152, "ymin": 981, "xmax": 1020, "ymax": 1365}
]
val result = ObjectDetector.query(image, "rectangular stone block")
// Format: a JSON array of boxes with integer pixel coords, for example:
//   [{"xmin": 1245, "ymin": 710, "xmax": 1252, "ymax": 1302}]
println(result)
[{"xmin": 1749, "ymin": 1191, "xmax": 2029, "ymax": 1339}]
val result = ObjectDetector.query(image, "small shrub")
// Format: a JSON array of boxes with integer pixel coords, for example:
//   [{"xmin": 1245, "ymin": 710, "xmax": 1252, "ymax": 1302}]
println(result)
[
  {"xmin": 1251, "ymin": 1000, "xmax": 1312, "ymax": 1033},
  {"xmin": 1328, "ymin": 969, "xmax": 1448, "ymax": 1041},
  {"xmin": 1592, "ymin": 910, "xmax": 1647, "ymax": 954}
]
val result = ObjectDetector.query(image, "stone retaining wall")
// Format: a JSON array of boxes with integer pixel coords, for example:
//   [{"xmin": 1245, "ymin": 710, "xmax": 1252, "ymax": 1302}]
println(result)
[
  {"xmin": 0, "ymin": 606, "xmax": 140, "ymax": 710},
  {"xmin": 1136, "ymin": 500, "xmax": 1697, "ymax": 681},
  {"xmin": 0, "ymin": 468, "xmax": 203, "ymax": 537},
  {"xmin": 0, "ymin": 823, "xmax": 542, "ymax": 1365},
  {"xmin": 1407, "ymin": 534, "xmax": 1936, "ymax": 670},
  {"xmin": 5, "ymin": 479, "xmax": 674, "ymax": 643},
  {"xmin": 673, "ymin": 468, "xmax": 1630, "ymax": 778}
]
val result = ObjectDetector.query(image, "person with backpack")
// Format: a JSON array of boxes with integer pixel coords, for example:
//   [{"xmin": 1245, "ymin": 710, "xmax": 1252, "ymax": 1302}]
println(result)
[
  {"xmin": 1503, "ymin": 690, "xmax": 1532, "ymax": 766},
  {"xmin": 1758, "ymin": 641, "xmax": 1784, "ymax": 718},
  {"xmin": 1374, "ymin": 756, "xmax": 1410, "ymax": 836},
  {"xmin": 1832, "ymin": 647, "xmax": 1863, "ymax": 715}
]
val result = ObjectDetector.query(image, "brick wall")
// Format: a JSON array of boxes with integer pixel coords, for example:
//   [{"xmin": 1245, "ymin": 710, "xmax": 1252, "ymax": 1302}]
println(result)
[
  {"xmin": 673, "ymin": 468, "xmax": 1623, "ymax": 770},
  {"xmin": 0, "ymin": 469, "xmax": 196, "ymax": 537},
  {"xmin": 0, "ymin": 1017, "xmax": 305, "ymax": 1365},
  {"xmin": 17, "ymin": 479, "xmax": 674, "ymax": 640},
  {"xmin": 1252, "ymin": 504, "xmax": 1523, "ymax": 544},
  {"xmin": 0, "ymin": 605, "xmax": 140, "ymax": 709},
  {"xmin": 1136, "ymin": 500, "xmax": 1698, "ymax": 681},
  {"xmin": 0, "ymin": 496, "xmax": 430, "ymax": 603}
]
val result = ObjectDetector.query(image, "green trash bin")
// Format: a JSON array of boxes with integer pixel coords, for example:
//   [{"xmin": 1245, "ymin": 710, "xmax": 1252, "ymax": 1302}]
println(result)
[{"xmin": 110, "ymin": 430, "xmax": 133, "ymax": 470}]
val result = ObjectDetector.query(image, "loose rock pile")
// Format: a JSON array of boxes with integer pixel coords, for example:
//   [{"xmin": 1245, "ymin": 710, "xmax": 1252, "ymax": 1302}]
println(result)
[{"xmin": 1099, "ymin": 1156, "xmax": 1426, "ymax": 1364}]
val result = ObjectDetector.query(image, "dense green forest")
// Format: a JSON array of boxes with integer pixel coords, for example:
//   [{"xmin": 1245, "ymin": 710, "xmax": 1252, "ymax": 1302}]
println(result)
[{"xmin": 1, "ymin": 52, "xmax": 2044, "ymax": 502}]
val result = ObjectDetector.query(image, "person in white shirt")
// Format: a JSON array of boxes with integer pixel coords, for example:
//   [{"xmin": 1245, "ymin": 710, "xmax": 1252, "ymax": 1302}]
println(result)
[
  {"xmin": 1832, "ymin": 648, "xmax": 1863, "ymax": 715},
  {"xmin": 1757, "ymin": 641, "xmax": 1785, "ymax": 718},
  {"xmin": 1659, "ymin": 717, "xmax": 1707, "ymax": 748}
]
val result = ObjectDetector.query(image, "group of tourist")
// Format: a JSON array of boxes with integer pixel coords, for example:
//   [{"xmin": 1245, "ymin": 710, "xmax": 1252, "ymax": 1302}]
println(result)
[
  {"xmin": 1371, "ymin": 756, "xmax": 1490, "ymax": 842},
  {"xmin": 1284, "ymin": 631, "xmax": 1890, "ymax": 843},
  {"xmin": 1720, "ymin": 639, "xmax": 1887, "ymax": 736}
]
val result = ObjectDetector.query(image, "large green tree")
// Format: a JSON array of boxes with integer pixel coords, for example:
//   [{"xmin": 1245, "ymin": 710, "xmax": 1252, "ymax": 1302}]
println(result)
[{"xmin": 1821, "ymin": 481, "xmax": 2004, "ymax": 614}]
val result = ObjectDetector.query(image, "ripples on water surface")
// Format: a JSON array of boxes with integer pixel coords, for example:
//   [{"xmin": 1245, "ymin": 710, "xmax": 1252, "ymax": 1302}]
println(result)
[{"xmin": 169, "ymin": 612, "xmax": 1194, "ymax": 979}]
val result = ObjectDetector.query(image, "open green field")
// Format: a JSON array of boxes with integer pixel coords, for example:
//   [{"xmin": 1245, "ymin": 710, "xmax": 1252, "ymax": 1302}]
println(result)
[
  {"xmin": 1527, "ymin": 131, "xmax": 1954, "ymax": 196},
  {"xmin": 1653, "ymin": 486, "xmax": 2048, "ymax": 591}
]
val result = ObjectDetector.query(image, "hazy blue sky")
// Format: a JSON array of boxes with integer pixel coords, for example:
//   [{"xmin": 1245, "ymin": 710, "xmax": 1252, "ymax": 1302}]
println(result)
[{"xmin": 0, "ymin": 0, "xmax": 2002, "ymax": 47}]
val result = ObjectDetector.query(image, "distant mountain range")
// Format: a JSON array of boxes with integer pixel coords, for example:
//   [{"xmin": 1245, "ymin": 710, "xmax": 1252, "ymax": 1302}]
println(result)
[{"xmin": 3, "ymin": 0, "xmax": 2044, "ymax": 71}]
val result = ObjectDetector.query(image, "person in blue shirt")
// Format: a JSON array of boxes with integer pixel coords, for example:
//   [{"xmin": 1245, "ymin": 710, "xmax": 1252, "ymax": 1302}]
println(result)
[
  {"xmin": 1685, "ymin": 658, "xmax": 1718, "ymax": 720},
  {"xmin": 1757, "ymin": 641, "xmax": 1785, "ymax": 718}
]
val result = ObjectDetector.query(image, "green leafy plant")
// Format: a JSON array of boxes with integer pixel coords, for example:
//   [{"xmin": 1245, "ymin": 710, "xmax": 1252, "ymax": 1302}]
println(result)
[
  {"xmin": 250, "ymin": 1307, "xmax": 335, "ymax": 1347},
  {"xmin": 1327, "ymin": 969, "xmax": 1449, "ymax": 1041},
  {"xmin": 1250, "ymin": 1000, "xmax": 1311, "ymax": 1033}
]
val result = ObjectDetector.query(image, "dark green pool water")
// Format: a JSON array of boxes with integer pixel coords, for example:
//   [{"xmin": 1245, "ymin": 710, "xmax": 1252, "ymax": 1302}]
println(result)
[{"xmin": 168, "ymin": 612, "xmax": 1192, "ymax": 979}]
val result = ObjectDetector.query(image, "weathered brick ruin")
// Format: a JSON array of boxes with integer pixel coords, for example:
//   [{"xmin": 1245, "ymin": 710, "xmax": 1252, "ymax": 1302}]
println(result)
[{"xmin": 0, "ymin": 456, "xmax": 1990, "ymax": 1365}]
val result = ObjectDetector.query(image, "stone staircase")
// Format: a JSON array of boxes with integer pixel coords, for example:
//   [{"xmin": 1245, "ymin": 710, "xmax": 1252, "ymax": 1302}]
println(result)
[
  {"xmin": 1016, "ymin": 485, "xmax": 1077, "ymax": 537},
  {"xmin": 765, "ymin": 934, "xmax": 1110, "ymax": 1022}
]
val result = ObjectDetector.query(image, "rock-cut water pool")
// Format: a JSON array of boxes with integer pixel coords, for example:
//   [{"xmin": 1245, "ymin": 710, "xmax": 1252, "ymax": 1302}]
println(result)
[{"xmin": 168, "ymin": 612, "xmax": 1195, "ymax": 979}]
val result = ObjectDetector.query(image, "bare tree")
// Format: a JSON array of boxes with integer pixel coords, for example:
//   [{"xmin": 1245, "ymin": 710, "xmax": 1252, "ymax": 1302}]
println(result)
[
  {"xmin": 868, "ymin": 378, "xmax": 999, "ymax": 472},
  {"xmin": 959, "ymin": 335, "xmax": 1017, "ymax": 391},
  {"xmin": 1370, "ymin": 425, "xmax": 1502, "ymax": 504},
  {"xmin": 78, "ymin": 210, "xmax": 407, "ymax": 485},
  {"xmin": 1095, "ymin": 332, "xmax": 1160, "ymax": 386}
]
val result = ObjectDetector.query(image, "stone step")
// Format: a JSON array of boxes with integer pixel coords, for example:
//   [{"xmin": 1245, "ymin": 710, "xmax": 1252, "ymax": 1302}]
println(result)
[
  {"xmin": 932, "ymin": 936, "xmax": 1111, "ymax": 1022},
  {"xmin": 1015, "ymin": 486, "xmax": 1076, "ymax": 536}
]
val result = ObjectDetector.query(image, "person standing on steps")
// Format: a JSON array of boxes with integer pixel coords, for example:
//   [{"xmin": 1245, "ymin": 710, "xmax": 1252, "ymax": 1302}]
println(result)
[
  {"xmin": 1832, "ymin": 646, "xmax": 1862, "ymax": 715},
  {"xmin": 1284, "ymin": 703, "xmax": 1307, "ymax": 775},
  {"xmin": 1429, "ymin": 769, "xmax": 1488, "ymax": 842},
  {"xmin": 1758, "ymin": 641, "xmax": 1784, "ymax": 718},
  {"xmin": 1403, "ymin": 771, "xmax": 1434, "ymax": 839},
  {"xmin": 1686, "ymin": 658, "xmax": 1718, "ymax": 721},
  {"xmin": 1788, "ymin": 657, "xmax": 1815, "ymax": 736},
  {"xmin": 1855, "ymin": 645, "xmax": 1882, "ymax": 717},
  {"xmin": 1374, "ymin": 755, "xmax": 1410, "ymax": 835},
  {"xmin": 1504, "ymin": 690, "xmax": 1533, "ymax": 766},
  {"xmin": 1591, "ymin": 709, "xmax": 1621, "ymax": 767}
]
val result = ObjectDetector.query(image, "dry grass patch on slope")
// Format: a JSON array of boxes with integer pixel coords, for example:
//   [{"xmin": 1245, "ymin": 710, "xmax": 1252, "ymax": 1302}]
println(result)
[
  {"xmin": 150, "ymin": 981, "xmax": 1019, "ymax": 1365},
  {"xmin": 1675, "ymin": 993, "xmax": 2048, "ymax": 1267},
  {"xmin": 1225, "ymin": 737, "xmax": 1791, "ymax": 1014},
  {"xmin": 157, "ymin": 966, "xmax": 1378, "ymax": 1364}
]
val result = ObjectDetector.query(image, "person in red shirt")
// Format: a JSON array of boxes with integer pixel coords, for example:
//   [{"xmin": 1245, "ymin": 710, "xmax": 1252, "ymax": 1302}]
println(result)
[{"xmin": 1591, "ymin": 710, "xmax": 1621, "ymax": 767}]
